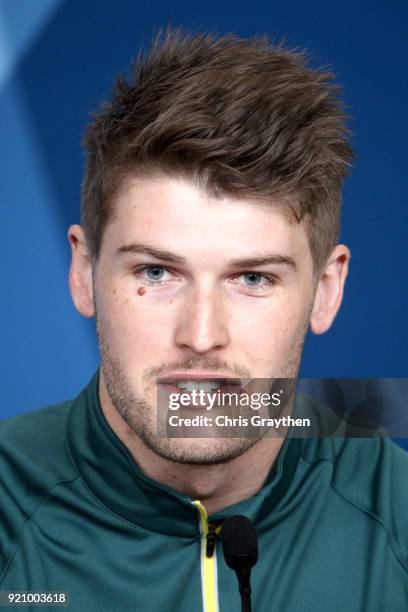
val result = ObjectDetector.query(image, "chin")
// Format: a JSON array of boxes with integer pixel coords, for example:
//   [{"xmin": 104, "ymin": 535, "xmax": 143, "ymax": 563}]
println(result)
[{"xmin": 142, "ymin": 435, "xmax": 258, "ymax": 466}]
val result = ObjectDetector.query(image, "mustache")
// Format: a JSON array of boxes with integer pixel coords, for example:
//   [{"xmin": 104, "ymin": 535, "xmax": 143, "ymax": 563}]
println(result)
[{"xmin": 146, "ymin": 358, "xmax": 251, "ymax": 379}]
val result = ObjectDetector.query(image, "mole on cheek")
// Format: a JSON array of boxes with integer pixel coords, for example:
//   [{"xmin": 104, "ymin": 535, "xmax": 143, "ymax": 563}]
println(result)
[{"xmin": 137, "ymin": 287, "xmax": 147, "ymax": 296}]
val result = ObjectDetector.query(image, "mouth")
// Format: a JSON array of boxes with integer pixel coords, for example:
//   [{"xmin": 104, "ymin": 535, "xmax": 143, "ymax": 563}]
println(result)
[{"xmin": 157, "ymin": 376, "xmax": 243, "ymax": 395}]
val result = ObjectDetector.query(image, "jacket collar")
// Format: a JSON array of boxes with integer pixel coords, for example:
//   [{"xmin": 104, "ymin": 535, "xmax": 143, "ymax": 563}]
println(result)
[{"xmin": 66, "ymin": 369, "xmax": 303, "ymax": 536}]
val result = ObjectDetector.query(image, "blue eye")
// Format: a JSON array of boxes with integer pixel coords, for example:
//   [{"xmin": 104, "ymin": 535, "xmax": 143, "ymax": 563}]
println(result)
[
  {"xmin": 133, "ymin": 264, "xmax": 173, "ymax": 285},
  {"xmin": 243, "ymin": 272, "xmax": 263, "ymax": 286},
  {"xmin": 236, "ymin": 272, "xmax": 277, "ymax": 292},
  {"xmin": 145, "ymin": 266, "xmax": 165, "ymax": 281}
]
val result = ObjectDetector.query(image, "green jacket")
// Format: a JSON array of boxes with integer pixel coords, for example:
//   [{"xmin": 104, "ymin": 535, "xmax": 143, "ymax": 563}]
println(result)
[{"xmin": 0, "ymin": 371, "xmax": 407, "ymax": 611}]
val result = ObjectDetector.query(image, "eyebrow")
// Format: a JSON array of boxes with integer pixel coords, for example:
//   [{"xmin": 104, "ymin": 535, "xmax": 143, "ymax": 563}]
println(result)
[
  {"xmin": 116, "ymin": 243, "xmax": 297, "ymax": 269},
  {"xmin": 117, "ymin": 243, "xmax": 186, "ymax": 264}
]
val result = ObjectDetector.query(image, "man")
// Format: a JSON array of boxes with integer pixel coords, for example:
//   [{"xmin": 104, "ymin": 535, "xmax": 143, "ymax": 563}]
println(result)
[{"xmin": 0, "ymin": 28, "xmax": 407, "ymax": 611}]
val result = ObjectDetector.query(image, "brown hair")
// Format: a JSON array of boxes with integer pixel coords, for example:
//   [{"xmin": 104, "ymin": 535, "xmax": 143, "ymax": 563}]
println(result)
[{"xmin": 81, "ymin": 27, "xmax": 353, "ymax": 271}]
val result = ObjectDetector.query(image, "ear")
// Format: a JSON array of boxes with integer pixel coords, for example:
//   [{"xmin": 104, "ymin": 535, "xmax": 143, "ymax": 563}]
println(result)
[
  {"xmin": 68, "ymin": 225, "xmax": 95, "ymax": 318},
  {"xmin": 310, "ymin": 244, "xmax": 350, "ymax": 335}
]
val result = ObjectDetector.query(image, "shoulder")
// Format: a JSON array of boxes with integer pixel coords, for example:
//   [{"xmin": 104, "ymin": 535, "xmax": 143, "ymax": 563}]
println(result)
[
  {"xmin": 329, "ymin": 436, "xmax": 408, "ymax": 509},
  {"xmin": 314, "ymin": 437, "xmax": 408, "ymax": 567},
  {"xmin": 300, "ymin": 434, "xmax": 408, "ymax": 569},
  {"xmin": 0, "ymin": 400, "xmax": 78, "ymax": 477},
  {"xmin": 296, "ymin": 393, "xmax": 408, "ymax": 527},
  {"xmin": 0, "ymin": 400, "xmax": 79, "ymax": 489},
  {"xmin": 0, "ymin": 402, "xmax": 79, "ymax": 572}
]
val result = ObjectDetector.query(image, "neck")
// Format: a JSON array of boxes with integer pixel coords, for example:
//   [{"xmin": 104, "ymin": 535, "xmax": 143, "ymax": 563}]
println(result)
[{"xmin": 99, "ymin": 377, "xmax": 288, "ymax": 516}]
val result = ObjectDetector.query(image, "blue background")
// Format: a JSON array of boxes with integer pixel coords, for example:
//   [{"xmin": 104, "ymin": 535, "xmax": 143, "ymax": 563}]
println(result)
[{"xmin": 1, "ymin": 0, "xmax": 407, "ymax": 450}]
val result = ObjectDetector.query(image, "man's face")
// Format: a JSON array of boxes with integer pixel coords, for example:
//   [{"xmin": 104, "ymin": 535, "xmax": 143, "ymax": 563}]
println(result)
[{"xmin": 88, "ymin": 174, "xmax": 318, "ymax": 464}]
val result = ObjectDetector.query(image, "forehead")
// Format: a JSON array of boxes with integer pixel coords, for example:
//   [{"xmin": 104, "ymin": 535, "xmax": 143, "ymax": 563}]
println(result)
[{"xmin": 104, "ymin": 174, "xmax": 313, "ymax": 267}]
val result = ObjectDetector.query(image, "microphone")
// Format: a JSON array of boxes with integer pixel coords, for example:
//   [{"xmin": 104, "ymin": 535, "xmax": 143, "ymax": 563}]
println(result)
[{"xmin": 221, "ymin": 516, "xmax": 258, "ymax": 612}]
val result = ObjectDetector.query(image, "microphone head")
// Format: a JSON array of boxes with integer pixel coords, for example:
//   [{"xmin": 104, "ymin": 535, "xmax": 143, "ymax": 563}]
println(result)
[{"xmin": 221, "ymin": 515, "xmax": 258, "ymax": 570}]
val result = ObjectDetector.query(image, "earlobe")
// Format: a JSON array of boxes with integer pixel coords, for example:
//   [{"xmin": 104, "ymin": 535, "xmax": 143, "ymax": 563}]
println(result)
[
  {"xmin": 68, "ymin": 224, "xmax": 95, "ymax": 318},
  {"xmin": 310, "ymin": 245, "xmax": 350, "ymax": 335}
]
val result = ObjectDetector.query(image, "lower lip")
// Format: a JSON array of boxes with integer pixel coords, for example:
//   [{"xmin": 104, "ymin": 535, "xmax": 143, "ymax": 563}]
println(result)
[{"xmin": 158, "ymin": 383, "xmax": 241, "ymax": 394}]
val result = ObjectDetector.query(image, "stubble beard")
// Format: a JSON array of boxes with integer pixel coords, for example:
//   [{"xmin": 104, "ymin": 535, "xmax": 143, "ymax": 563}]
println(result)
[{"xmin": 96, "ymin": 314, "xmax": 308, "ymax": 466}]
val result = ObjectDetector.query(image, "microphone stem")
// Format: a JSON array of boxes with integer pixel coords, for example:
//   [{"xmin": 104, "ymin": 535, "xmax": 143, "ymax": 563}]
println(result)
[
  {"xmin": 238, "ymin": 566, "xmax": 252, "ymax": 612},
  {"xmin": 241, "ymin": 590, "xmax": 251, "ymax": 612}
]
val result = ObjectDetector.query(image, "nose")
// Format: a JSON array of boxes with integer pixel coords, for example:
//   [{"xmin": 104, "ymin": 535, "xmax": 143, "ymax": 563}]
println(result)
[{"xmin": 174, "ymin": 283, "xmax": 230, "ymax": 354}]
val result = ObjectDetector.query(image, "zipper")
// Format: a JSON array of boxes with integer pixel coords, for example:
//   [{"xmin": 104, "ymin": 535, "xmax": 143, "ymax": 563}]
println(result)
[
  {"xmin": 206, "ymin": 523, "xmax": 218, "ymax": 557},
  {"xmin": 192, "ymin": 500, "xmax": 222, "ymax": 612}
]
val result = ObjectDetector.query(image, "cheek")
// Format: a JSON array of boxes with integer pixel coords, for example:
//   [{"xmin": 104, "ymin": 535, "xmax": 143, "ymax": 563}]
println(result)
[
  {"xmin": 231, "ymin": 294, "xmax": 310, "ymax": 351},
  {"xmin": 233, "ymin": 292, "xmax": 299, "ymax": 331},
  {"xmin": 97, "ymin": 286, "xmax": 176, "ymax": 354}
]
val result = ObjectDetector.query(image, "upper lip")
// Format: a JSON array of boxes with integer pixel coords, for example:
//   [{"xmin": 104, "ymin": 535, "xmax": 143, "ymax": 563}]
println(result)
[{"xmin": 158, "ymin": 373, "xmax": 241, "ymax": 384}]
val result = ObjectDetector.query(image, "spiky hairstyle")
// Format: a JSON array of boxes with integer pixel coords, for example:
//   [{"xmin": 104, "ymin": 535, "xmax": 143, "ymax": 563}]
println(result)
[{"xmin": 82, "ymin": 28, "xmax": 353, "ymax": 271}]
